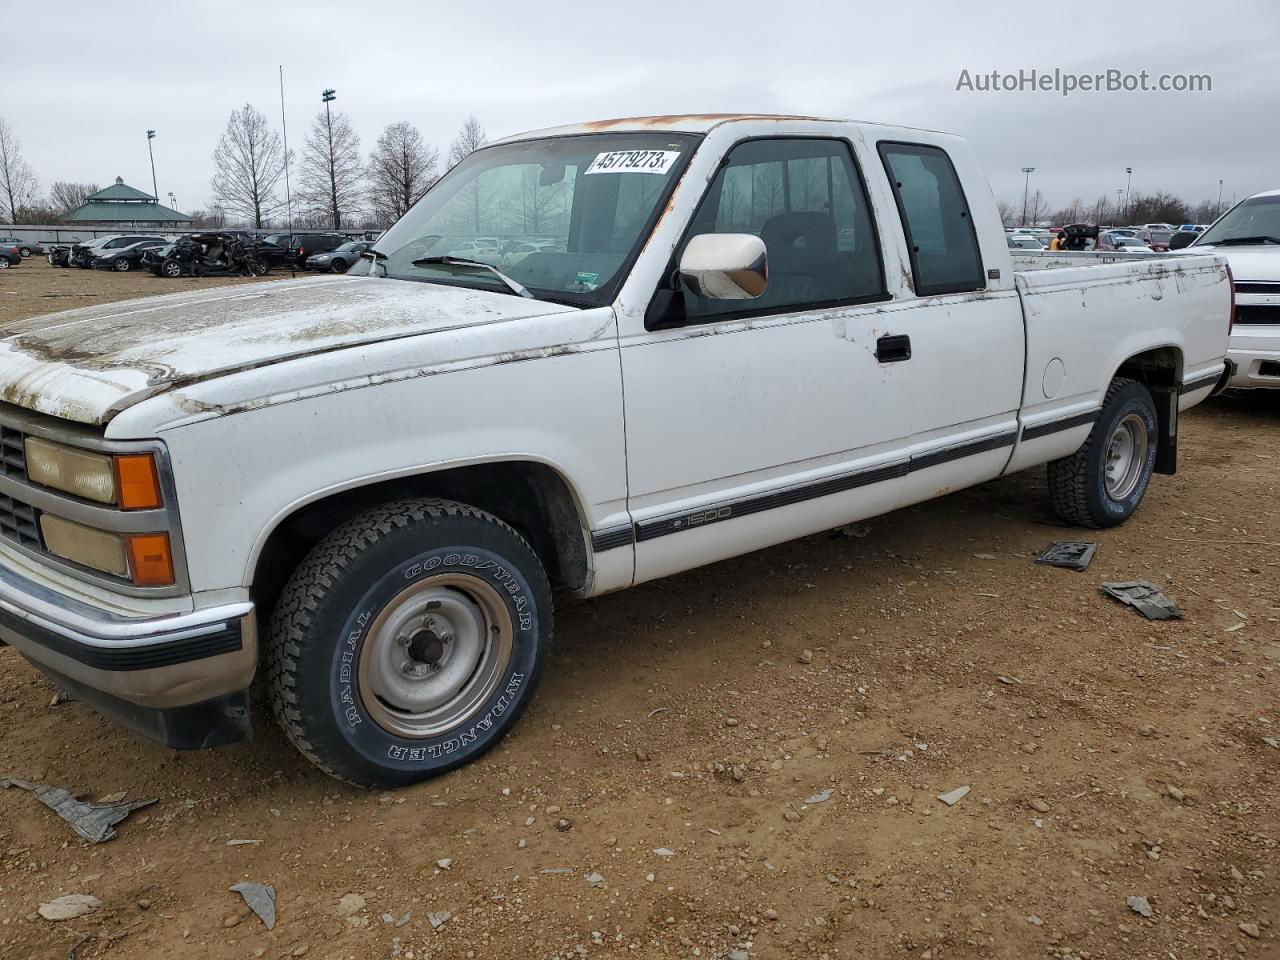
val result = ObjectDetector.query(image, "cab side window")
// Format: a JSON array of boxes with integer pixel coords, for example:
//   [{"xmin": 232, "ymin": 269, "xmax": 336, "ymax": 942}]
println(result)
[
  {"xmin": 877, "ymin": 142, "xmax": 984, "ymax": 296},
  {"xmin": 659, "ymin": 138, "xmax": 886, "ymax": 325}
]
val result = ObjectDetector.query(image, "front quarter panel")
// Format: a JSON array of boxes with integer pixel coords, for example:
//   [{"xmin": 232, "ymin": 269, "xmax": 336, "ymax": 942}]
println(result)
[{"xmin": 110, "ymin": 305, "xmax": 630, "ymax": 598}]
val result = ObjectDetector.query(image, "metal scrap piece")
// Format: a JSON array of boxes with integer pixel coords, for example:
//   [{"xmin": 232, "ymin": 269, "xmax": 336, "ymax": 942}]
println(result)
[
  {"xmin": 1035, "ymin": 541, "xmax": 1097, "ymax": 571},
  {"xmin": 230, "ymin": 882, "xmax": 277, "ymax": 930},
  {"xmin": 1100, "ymin": 581, "xmax": 1182, "ymax": 620},
  {"xmin": 0, "ymin": 777, "xmax": 157, "ymax": 844}
]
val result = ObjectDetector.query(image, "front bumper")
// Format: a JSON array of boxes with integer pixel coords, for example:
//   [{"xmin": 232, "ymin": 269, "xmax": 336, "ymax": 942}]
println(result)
[
  {"xmin": 1227, "ymin": 332, "xmax": 1280, "ymax": 389},
  {"xmin": 0, "ymin": 560, "xmax": 256, "ymax": 748}
]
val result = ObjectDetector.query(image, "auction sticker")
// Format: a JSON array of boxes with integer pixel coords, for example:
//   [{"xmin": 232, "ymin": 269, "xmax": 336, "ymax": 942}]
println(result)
[{"xmin": 584, "ymin": 149, "xmax": 680, "ymax": 176}]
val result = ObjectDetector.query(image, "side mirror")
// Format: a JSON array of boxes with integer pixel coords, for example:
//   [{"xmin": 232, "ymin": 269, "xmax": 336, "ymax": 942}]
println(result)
[
  {"xmin": 1167, "ymin": 231, "xmax": 1196, "ymax": 250},
  {"xmin": 678, "ymin": 233, "xmax": 768, "ymax": 300}
]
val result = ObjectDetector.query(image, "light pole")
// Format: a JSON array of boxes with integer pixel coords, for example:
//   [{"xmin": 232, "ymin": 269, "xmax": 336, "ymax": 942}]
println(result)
[
  {"xmin": 167, "ymin": 191, "xmax": 177, "ymax": 211},
  {"xmin": 1116, "ymin": 189, "xmax": 1123, "ymax": 220},
  {"xmin": 1216, "ymin": 179, "xmax": 1224, "ymax": 218},
  {"xmin": 1124, "ymin": 166, "xmax": 1133, "ymax": 222},
  {"xmin": 146, "ymin": 130, "xmax": 159, "ymax": 203},
  {"xmin": 1021, "ymin": 167, "xmax": 1035, "ymax": 226},
  {"xmin": 321, "ymin": 88, "xmax": 338, "ymax": 229}
]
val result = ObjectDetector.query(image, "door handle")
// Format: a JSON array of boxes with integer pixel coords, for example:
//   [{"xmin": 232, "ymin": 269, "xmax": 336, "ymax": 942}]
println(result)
[{"xmin": 875, "ymin": 334, "xmax": 912, "ymax": 363}]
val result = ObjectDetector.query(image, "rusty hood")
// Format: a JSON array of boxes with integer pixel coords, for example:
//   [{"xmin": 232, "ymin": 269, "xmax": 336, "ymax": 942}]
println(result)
[{"xmin": 0, "ymin": 275, "xmax": 570, "ymax": 425}]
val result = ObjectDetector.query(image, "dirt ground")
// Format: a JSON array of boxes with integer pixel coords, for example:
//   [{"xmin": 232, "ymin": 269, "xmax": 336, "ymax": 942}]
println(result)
[{"xmin": 0, "ymin": 259, "xmax": 1276, "ymax": 960}]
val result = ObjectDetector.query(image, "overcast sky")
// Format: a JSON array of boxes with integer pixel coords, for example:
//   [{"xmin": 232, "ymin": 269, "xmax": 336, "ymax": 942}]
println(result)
[{"xmin": 9, "ymin": 1, "xmax": 1277, "ymax": 218}]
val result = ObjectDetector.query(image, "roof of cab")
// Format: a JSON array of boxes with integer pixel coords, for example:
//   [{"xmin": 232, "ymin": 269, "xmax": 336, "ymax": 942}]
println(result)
[
  {"xmin": 492, "ymin": 113, "xmax": 960, "ymax": 145},
  {"xmin": 492, "ymin": 113, "xmax": 844, "ymax": 143}
]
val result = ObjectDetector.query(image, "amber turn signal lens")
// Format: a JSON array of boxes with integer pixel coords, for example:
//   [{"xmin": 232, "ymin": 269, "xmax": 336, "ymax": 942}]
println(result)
[
  {"xmin": 127, "ymin": 533, "xmax": 174, "ymax": 586},
  {"xmin": 115, "ymin": 454, "xmax": 162, "ymax": 510}
]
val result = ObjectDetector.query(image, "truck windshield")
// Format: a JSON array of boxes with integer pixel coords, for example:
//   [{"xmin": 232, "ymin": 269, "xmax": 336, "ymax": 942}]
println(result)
[
  {"xmin": 361, "ymin": 132, "xmax": 700, "ymax": 305},
  {"xmin": 1197, "ymin": 195, "xmax": 1280, "ymax": 246}
]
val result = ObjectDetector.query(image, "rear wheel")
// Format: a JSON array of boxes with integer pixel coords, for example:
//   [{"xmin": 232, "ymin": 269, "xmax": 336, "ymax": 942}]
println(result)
[
  {"xmin": 112, "ymin": 257, "xmax": 131, "ymax": 272},
  {"xmin": 18, "ymin": 248, "xmax": 30, "ymax": 258},
  {"xmin": 0, "ymin": 259, "xmax": 9, "ymax": 270},
  {"xmin": 1047, "ymin": 378, "xmax": 1158, "ymax": 528},
  {"xmin": 161, "ymin": 258, "xmax": 183, "ymax": 278},
  {"xmin": 267, "ymin": 498, "xmax": 552, "ymax": 787}
]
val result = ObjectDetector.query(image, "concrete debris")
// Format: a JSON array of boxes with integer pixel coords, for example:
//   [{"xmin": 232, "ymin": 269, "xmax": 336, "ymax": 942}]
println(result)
[
  {"xmin": 937, "ymin": 785, "xmax": 971, "ymax": 806},
  {"xmin": 230, "ymin": 882, "xmax": 277, "ymax": 930},
  {"xmin": 37, "ymin": 895, "xmax": 100, "ymax": 921},
  {"xmin": 652, "ymin": 847, "xmax": 676, "ymax": 858},
  {"xmin": 1126, "ymin": 895, "xmax": 1153, "ymax": 918},
  {"xmin": 804, "ymin": 788, "xmax": 834, "ymax": 805},
  {"xmin": 0, "ymin": 776, "xmax": 157, "ymax": 844},
  {"xmin": 584, "ymin": 872, "xmax": 605, "ymax": 888},
  {"xmin": 335, "ymin": 893, "xmax": 365, "ymax": 917},
  {"xmin": 427, "ymin": 911, "xmax": 451, "ymax": 930}
]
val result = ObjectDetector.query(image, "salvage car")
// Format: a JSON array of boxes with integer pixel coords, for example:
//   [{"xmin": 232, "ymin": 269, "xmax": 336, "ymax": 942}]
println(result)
[
  {"xmin": 47, "ymin": 245, "xmax": 73, "ymax": 267},
  {"xmin": 0, "ymin": 114, "xmax": 1233, "ymax": 787},
  {"xmin": 0, "ymin": 236, "xmax": 43, "ymax": 258},
  {"xmin": 305, "ymin": 240, "xmax": 372, "ymax": 273},
  {"xmin": 158, "ymin": 232, "xmax": 272, "ymax": 277},
  {"xmin": 0, "ymin": 244, "xmax": 21, "ymax": 268},
  {"xmin": 91, "ymin": 238, "xmax": 167, "ymax": 272},
  {"xmin": 1183, "ymin": 188, "xmax": 1280, "ymax": 388}
]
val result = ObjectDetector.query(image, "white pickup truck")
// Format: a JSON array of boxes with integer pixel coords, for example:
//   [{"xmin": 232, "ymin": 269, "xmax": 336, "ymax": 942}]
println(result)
[{"xmin": 0, "ymin": 115, "xmax": 1233, "ymax": 786}]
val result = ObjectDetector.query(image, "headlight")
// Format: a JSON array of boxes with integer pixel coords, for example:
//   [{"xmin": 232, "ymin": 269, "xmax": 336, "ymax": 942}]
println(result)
[
  {"xmin": 39, "ymin": 516, "xmax": 174, "ymax": 586},
  {"xmin": 25, "ymin": 438, "xmax": 162, "ymax": 509}
]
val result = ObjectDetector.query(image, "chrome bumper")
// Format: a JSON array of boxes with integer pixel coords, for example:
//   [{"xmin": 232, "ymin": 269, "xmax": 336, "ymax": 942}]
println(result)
[{"xmin": 0, "ymin": 559, "xmax": 256, "ymax": 712}]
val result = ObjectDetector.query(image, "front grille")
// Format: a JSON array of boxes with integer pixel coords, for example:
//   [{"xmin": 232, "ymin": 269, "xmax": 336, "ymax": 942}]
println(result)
[
  {"xmin": 0, "ymin": 424, "xmax": 27, "ymax": 479},
  {"xmin": 1233, "ymin": 282, "xmax": 1280, "ymax": 295},
  {"xmin": 0, "ymin": 492, "xmax": 41, "ymax": 549},
  {"xmin": 1235, "ymin": 304, "xmax": 1280, "ymax": 325}
]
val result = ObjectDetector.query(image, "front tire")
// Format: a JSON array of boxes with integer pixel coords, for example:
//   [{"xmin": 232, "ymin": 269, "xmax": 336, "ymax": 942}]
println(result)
[
  {"xmin": 161, "ymin": 258, "xmax": 183, "ymax": 278},
  {"xmin": 113, "ymin": 257, "xmax": 131, "ymax": 272},
  {"xmin": 267, "ymin": 498, "xmax": 552, "ymax": 787},
  {"xmin": 18, "ymin": 248, "xmax": 31, "ymax": 258},
  {"xmin": 1047, "ymin": 378, "xmax": 1158, "ymax": 528}
]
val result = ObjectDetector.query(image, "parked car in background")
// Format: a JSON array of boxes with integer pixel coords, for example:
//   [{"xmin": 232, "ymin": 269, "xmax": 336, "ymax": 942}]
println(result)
[
  {"xmin": 0, "ymin": 236, "xmax": 44, "ymax": 258},
  {"xmin": 0, "ymin": 244, "xmax": 22, "ymax": 268},
  {"xmin": 1137, "ymin": 227, "xmax": 1173, "ymax": 251},
  {"xmin": 1007, "ymin": 235, "xmax": 1046, "ymax": 250},
  {"xmin": 1096, "ymin": 231, "xmax": 1154, "ymax": 253},
  {"xmin": 305, "ymin": 240, "xmax": 372, "ymax": 273},
  {"xmin": 1184, "ymin": 188, "xmax": 1280, "ymax": 389},
  {"xmin": 90, "ymin": 239, "xmax": 167, "ymax": 272},
  {"xmin": 0, "ymin": 113, "xmax": 1233, "ymax": 788},
  {"xmin": 264, "ymin": 232, "xmax": 348, "ymax": 269},
  {"xmin": 70, "ymin": 234, "xmax": 165, "ymax": 268},
  {"xmin": 502, "ymin": 239, "xmax": 560, "ymax": 266}
]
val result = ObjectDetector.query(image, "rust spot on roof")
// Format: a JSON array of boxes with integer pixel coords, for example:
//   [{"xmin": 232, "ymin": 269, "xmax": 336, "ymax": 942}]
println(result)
[{"xmin": 579, "ymin": 113, "xmax": 833, "ymax": 130}]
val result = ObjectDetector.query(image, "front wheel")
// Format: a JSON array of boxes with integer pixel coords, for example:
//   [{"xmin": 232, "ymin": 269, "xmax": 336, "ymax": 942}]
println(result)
[
  {"xmin": 18, "ymin": 248, "xmax": 31, "ymax": 258},
  {"xmin": 161, "ymin": 258, "xmax": 183, "ymax": 278},
  {"xmin": 267, "ymin": 498, "xmax": 552, "ymax": 787},
  {"xmin": 0, "ymin": 259, "xmax": 9, "ymax": 270},
  {"xmin": 1047, "ymin": 378, "xmax": 1158, "ymax": 528},
  {"xmin": 112, "ymin": 257, "xmax": 131, "ymax": 272}
]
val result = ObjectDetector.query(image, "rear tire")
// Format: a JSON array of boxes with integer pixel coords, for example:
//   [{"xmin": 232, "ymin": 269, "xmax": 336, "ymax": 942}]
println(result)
[
  {"xmin": 1047, "ymin": 378, "xmax": 1158, "ymax": 528},
  {"xmin": 113, "ymin": 257, "xmax": 131, "ymax": 272},
  {"xmin": 267, "ymin": 498, "xmax": 552, "ymax": 787},
  {"xmin": 19, "ymin": 248, "xmax": 30, "ymax": 258},
  {"xmin": 161, "ymin": 258, "xmax": 183, "ymax": 278}
]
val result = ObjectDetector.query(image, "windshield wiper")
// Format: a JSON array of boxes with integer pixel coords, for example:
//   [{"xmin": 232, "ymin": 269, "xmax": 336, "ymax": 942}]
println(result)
[
  {"xmin": 410, "ymin": 256, "xmax": 534, "ymax": 299},
  {"xmin": 1209, "ymin": 235, "xmax": 1280, "ymax": 246}
]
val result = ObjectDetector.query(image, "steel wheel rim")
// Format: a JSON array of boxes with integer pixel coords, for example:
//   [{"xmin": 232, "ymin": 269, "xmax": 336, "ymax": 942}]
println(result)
[
  {"xmin": 1104, "ymin": 413, "xmax": 1148, "ymax": 500},
  {"xmin": 357, "ymin": 573, "xmax": 513, "ymax": 739}
]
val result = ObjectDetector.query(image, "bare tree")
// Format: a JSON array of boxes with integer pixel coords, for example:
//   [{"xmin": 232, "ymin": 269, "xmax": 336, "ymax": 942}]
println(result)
[
  {"xmin": 368, "ymin": 121, "xmax": 439, "ymax": 225},
  {"xmin": 995, "ymin": 199, "xmax": 1016, "ymax": 228},
  {"xmin": 1024, "ymin": 189, "xmax": 1050, "ymax": 227},
  {"xmin": 0, "ymin": 117, "xmax": 39, "ymax": 224},
  {"xmin": 49, "ymin": 181, "xmax": 99, "ymax": 214},
  {"xmin": 447, "ymin": 115, "xmax": 488, "ymax": 169},
  {"xmin": 298, "ymin": 108, "xmax": 363, "ymax": 230},
  {"xmin": 210, "ymin": 104, "xmax": 288, "ymax": 229}
]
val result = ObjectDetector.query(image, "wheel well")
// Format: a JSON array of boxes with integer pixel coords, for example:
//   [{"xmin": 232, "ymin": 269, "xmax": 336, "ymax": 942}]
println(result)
[
  {"xmin": 1115, "ymin": 346, "xmax": 1183, "ymax": 475},
  {"xmin": 250, "ymin": 462, "xmax": 591, "ymax": 616},
  {"xmin": 1115, "ymin": 346, "xmax": 1182, "ymax": 390}
]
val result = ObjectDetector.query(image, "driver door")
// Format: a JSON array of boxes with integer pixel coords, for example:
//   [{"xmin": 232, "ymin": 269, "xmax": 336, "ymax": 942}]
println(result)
[{"xmin": 618, "ymin": 136, "xmax": 915, "ymax": 584}]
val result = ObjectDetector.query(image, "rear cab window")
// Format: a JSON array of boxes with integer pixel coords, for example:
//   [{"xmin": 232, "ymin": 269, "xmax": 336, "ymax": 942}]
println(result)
[{"xmin": 877, "ymin": 142, "xmax": 985, "ymax": 296}]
